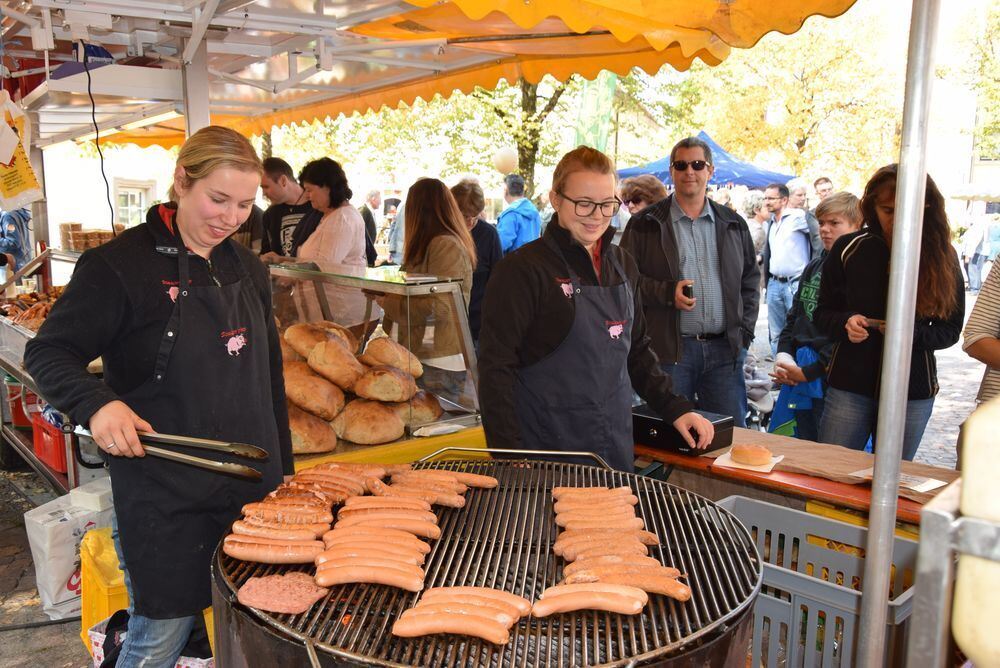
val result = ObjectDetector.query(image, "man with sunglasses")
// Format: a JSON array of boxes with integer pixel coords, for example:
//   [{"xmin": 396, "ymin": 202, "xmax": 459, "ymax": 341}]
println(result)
[{"xmin": 620, "ymin": 137, "xmax": 760, "ymax": 427}]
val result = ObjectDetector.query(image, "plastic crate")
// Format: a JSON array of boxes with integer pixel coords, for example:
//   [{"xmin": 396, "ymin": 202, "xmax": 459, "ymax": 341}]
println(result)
[
  {"xmin": 4, "ymin": 376, "xmax": 37, "ymax": 429},
  {"xmin": 31, "ymin": 409, "xmax": 67, "ymax": 473},
  {"xmin": 717, "ymin": 496, "xmax": 918, "ymax": 668},
  {"xmin": 79, "ymin": 528, "xmax": 129, "ymax": 653}
]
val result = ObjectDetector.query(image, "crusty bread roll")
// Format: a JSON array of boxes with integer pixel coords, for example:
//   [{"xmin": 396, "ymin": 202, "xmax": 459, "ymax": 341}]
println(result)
[
  {"xmin": 730, "ymin": 443, "xmax": 772, "ymax": 466},
  {"xmin": 283, "ymin": 361, "xmax": 345, "ymax": 420},
  {"xmin": 332, "ymin": 399, "xmax": 406, "ymax": 445},
  {"xmin": 315, "ymin": 320, "xmax": 359, "ymax": 353},
  {"xmin": 287, "ymin": 403, "xmax": 338, "ymax": 454},
  {"xmin": 279, "ymin": 337, "xmax": 302, "ymax": 362},
  {"xmin": 284, "ymin": 323, "xmax": 336, "ymax": 358},
  {"xmin": 307, "ymin": 340, "xmax": 365, "ymax": 391},
  {"xmin": 360, "ymin": 336, "xmax": 424, "ymax": 378},
  {"xmin": 353, "ymin": 365, "xmax": 418, "ymax": 403},
  {"xmin": 389, "ymin": 390, "xmax": 444, "ymax": 427}
]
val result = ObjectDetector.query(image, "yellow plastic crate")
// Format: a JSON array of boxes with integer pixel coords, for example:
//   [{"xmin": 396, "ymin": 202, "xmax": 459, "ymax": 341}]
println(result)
[
  {"xmin": 805, "ymin": 500, "xmax": 920, "ymax": 541},
  {"xmin": 79, "ymin": 528, "xmax": 128, "ymax": 654},
  {"xmin": 79, "ymin": 528, "xmax": 216, "ymax": 656}
]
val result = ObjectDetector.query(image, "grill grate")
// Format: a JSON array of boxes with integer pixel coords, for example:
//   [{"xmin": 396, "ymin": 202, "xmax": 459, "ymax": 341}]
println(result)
[{"xmin": 217, "ymin": 459, "xmax": 761, "ymax": 667}]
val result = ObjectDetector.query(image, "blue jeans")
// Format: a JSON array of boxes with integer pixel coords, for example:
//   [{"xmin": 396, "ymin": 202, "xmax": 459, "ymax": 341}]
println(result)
[
  {"xmin": 767, "ymin": 277, "xmax": 798, "ymax": 355},
  {"xmin": 968, "ymin": 253, "xmax": 986, "ymax": 292},
  {"xmin": 662, "ymin": 337, "xmax": 747, "ymax": 428},
  {"xmin": 112, "ymin": 517, "xmax": 199, "ymax": 668},
  {"xmin": 793, "ymin": 397, "xmax": 825, "ymax": 442},
  {"xmin": 818, "ymin": 387, "xmax": 934, "ymax": 461}
]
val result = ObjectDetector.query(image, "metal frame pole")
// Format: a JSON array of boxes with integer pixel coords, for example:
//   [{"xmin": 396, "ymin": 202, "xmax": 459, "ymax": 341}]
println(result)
[{"xmin": 857, "ymin": 0, "xmax": 940, "ymax": 664}]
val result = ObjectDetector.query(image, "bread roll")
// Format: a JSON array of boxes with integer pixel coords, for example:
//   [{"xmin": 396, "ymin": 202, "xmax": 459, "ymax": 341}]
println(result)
[
  {"xmin": 283, "ymin": 361, "xmax": 345, "ymax": 420},
  {"xmin": 315, "ymin": 320, "xmax": 359, "ymax": 353},
  {"xmin": 360, "ymin": 337, "xmax": 424, "ymax": 378},
  {"xmin": 280, "ymin": 337, "xmax": 302, "ymax": 362},
  {"xmin": 284, "ymin": 323, "xmax": 336, "ymax": 358},
  {"xmin": 332, "ymin": 399, "xmax": 406, "ymax": 445},
  {"xmin": 730, "ymin": 443, "xmax": 772, "ymax": 466},
  {"xmin": 353, "ymin": 365, "xmax": 418, "ymax": 403},
  {"xmin": 288, "ymin": 403, "xmax": 338, "ymax": 454},
  {"xmin": 390, "ymin": 390, "xmax": 444, "ymax": 427},
  {"xmin": 307, "ymin": 340, "xmax": 365, "ymax": 391}
]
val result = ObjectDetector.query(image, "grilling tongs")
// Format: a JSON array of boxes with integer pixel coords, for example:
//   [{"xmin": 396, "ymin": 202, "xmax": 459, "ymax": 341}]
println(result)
[{"xmin": 73, "ymin": 426, "xmax": 267, "ymax": 480}]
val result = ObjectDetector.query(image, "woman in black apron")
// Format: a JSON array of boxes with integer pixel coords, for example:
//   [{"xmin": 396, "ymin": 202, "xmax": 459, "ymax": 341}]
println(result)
[
  {"xmin": 478, "ymin": 146, "xmax": 713, "ymax": 471},
  {"xmin": 25, "ymin": 126, "xmax": 292, "ymax": 667}
]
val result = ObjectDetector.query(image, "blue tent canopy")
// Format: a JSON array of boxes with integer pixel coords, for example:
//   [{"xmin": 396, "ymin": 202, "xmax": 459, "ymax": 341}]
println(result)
[{"xmin": 618, "ymin": 131, "xmax": 795, "ymax": 188}]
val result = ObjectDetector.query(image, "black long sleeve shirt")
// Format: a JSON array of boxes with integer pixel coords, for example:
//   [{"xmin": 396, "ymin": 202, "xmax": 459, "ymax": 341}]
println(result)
[
  {"xmin": 776, "ymin": 252, "xmax": 833, "ymax": 381},
  {"xmin": 24, "ymin": 204, "xmax": 294, "ymax": 474},
  {"xmin": 478, "ymin": 219, "xmax": 693, "ymax": 450}
]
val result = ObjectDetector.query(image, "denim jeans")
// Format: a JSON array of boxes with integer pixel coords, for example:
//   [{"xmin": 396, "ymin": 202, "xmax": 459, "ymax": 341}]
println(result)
[
  {"xmin": 968, "ymin": 253, "xmax": 986, "ymax": 292},
  {"xmin": 793, "ymin": 397, "xmax": 825, "ymax": 442},
  {"xmin": 766, "ymin": 277, "xmax": 798, "ymax": 355},
  {"xmin": 112, "ymin": 517, "xmax": 199, "ymax": 668},
  {"xmin": 818, "ymin": 387, "xmax": 935, "ymax": 461},
  {"xmin": 662, "ymin": 337, "xmax": 747, "ymax": 428}
]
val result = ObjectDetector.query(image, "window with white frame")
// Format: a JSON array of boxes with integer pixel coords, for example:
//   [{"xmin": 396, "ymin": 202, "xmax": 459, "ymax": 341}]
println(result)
[{"xmin": 114, "ymin": 179, "xmax": 156, "ymax": 228}]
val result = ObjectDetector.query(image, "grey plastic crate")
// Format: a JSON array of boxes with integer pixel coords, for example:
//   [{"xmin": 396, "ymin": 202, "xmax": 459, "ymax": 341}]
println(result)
[{"xmin": 717, "ymin": 496, "xmax": 918, "ymax": 667}]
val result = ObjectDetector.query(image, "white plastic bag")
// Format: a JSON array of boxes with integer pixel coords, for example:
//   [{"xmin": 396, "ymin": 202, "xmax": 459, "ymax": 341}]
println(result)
[{"xmin": 24, "ymin": 494, "xmax": 115, "ymax": 620}]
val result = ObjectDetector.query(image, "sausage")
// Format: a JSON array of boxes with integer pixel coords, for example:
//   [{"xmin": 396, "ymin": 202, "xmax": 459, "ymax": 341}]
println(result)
[
  {"xmin": 562, "ymin": 554, "xmax": 665, "ymax": 576},
  {"xmin": 231, "ymin": 520, "xmax": 319, "ymax": 542},
  {"xmin": 287, "ymin": 483, "xmax": 349, "ymax": 504},
  {"xmin": 343, "ymin": 495, "xmax": 432, "ymax": 511},
  {"xmin": 541, "ymin": 582, "xmax": 649, "ymax": 600},
  {"xmin": 385, "ymin": 464, "xmax": 413, "ymax": 475},
  {"xmin": 563, "ymin": 517, "xmax": 644, "ymax": 533},
  {"xmin": 315, "ymin": 557, "xmax": 424, "ymax": 579},
  {"xmin": 555, "ymin": 508, "xmax": 637, "ymax": 527},
  {"xmin": 404, "ymin": 601, "xmax": 515, "ymax": 626},
  {"xmin": 315, "ymin": 543, "xmax": 425, "ymax": 566},
  {"xmin": 392, "ymin": 611, "xmax": 509, "ymax": 644},
  {"xmin": 313, "ymin": 462, "xmax": 389, "ymax": 477},
  {"xmin": 256, "ymin": 498, "xmax": 331, "ymax": 512},
  {"xmin": 555, "ymin": 528, "xmax": 659, "ymax": 546},
  {"xmin": 531, "ymin": 591, "xmax": 645, "ymax": 617},
  {"xmin": 553, "ymin": 495, "xmax": 639, "ymax": 513},
  {"xmin": 401, "ymin": 469, "xmax": 499, "ymax": 489},
  {"xmin": 291, "ymin": 475, "xmax": 364, "ymax": 496},
  {"xmin": 314, "ymin": 564, "xmax": 424, "ymax": 591},
  {"xmin": 554, "ymin": 532, "xmax": 650, "ymax": 554},
  {"xmin": 564, "ymin": 570, "xmax": 691, "ymax": 601},
  {"xmin": 222, "ymin": 534, "xmax": 324, "ymax": 564},
  {"xmin": 323, "ymin": 536, "xmax": 430, "ymax": 556},
  {"xmin": 551, "ymin": 486, "xmax": 633, "ymax": 500},
  {"xmin": 337, "ymin": 507, "xmax": 438, "ymax": 524},
  {"xmin": 421, "ymin": 587, "xmax": 532, "ymax": 616},
  {"xmin": 241, "ymin": 516, "xmax": 330, "ymax": 538},
  {"xmin": 565, "ymin": 542, "xmax": 649, "ymax": 562},
  {"xmin": 295, "ymin": 469, "xmax": 369, "ymax": 489},
  {"xmin": 387, "ymin": 483, "xmax": 466, "ymax": 508},
  {"xmin": 242, "ymin": 503, "xmax": 333, "ymax": 525},
  {"xmin": 337, "ymin": 517, "xmax": 441, "ymax": 539},
  {"xmin": 391, "ymin": 473, "xmax": 468, "ymax": 494},
  {"xmin": 367, "ymin": 478, "xmax": 439, "ymax": 503},
  {"xmin": 413, "ymin": 593, "xmax": 524, "ymax": 619},
  {"xmin": 268, "ymin": 487, "xmax": 327, "ymax": 502},
  {"xmin": 323, "ymin": 527, "xmax": 431, "ymax": 552}
]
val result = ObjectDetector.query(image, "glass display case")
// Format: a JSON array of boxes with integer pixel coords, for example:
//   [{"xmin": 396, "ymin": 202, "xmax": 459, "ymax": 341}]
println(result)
[{"xmin": 267, "ymin": 260, "xmax": 480, "ymax": 456}]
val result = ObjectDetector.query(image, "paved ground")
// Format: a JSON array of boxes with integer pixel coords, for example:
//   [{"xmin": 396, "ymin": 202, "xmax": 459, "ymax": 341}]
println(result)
[{"xmin": 0, "ymin": 294, "xmax": 980, "ymax": 666}]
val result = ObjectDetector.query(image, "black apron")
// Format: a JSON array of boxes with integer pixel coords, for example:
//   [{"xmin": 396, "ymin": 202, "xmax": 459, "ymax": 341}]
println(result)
[
  {"xmin": 513, "ymin": 237, "xmax": 636, "ymax": 471},
  {"xmin": 108, "ymin": 233, "xmax": 284, "ymax": 619}
]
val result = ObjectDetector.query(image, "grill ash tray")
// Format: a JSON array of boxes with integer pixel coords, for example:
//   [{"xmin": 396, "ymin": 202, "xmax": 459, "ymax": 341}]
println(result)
[{"xmin": 216, "ymin": 460, "xmax": 761, "ymax": 667}]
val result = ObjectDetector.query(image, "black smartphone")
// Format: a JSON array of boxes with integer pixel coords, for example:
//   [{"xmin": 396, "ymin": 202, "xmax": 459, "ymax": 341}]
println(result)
[{"xmin": 682, "ymin": 283, "xmax": 694, "ymax": 299}]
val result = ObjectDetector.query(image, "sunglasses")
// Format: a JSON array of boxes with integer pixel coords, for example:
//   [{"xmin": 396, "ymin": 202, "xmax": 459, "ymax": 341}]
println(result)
[{"xmin": 672, "ymin": 160, "xmax": 709, "ymax": 171}]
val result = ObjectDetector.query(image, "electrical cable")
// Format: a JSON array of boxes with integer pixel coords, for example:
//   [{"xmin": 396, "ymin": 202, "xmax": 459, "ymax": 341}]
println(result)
[
  {"xmin": 0, "ymin": 616, "xmax": 82, "ymax": 632},
  {"xmin": 81, "ymin": 41, "xmax": 116, "ymax": 236}
]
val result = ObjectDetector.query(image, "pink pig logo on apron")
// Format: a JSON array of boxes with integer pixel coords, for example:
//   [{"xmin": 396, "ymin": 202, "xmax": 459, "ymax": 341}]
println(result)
[
  {"xmin": 606, "ymin": 320, "xmax": 627, "ymax": 339},
  {"xmin": 556, "ymin": 278, "xmax": 573, "ymax": 298},
  {"xmin": 222, "ymin": 327, "xmax": 249, "ymax": 356},
  {"xmin": 167, "ymin": 286, "xmax": 179, "ymax": 303}
]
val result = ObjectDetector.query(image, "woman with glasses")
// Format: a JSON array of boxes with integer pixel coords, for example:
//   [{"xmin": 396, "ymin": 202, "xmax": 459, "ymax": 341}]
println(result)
[
  {"xmin": 620, "ymin": 175, "xmax": 668, "ymax": 215},
  {"xmin": 478, "ymin": 146, "xmax": 713, "ymax": 471}
]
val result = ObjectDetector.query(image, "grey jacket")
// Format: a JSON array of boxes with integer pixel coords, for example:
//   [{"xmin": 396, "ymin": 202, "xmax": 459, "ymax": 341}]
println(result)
[{"xmin": 620, "ymin": 195, "xmax": 760, "ymax": 364}]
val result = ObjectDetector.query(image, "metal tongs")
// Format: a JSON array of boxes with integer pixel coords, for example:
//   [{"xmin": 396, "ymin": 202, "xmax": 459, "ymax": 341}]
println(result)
[{"xmin": 73, "ymin": 426, "xmax": 267, "ymax": 480}]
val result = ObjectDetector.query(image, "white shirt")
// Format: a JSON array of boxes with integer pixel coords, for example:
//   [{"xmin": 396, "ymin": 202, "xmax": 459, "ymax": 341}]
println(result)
[{"xmin": 767, "ymin": 209, "xmax": 811, "ymax": 279}]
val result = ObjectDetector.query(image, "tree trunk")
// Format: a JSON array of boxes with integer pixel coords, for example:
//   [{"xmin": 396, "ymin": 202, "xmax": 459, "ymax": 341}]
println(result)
[
  {"xmin": 517, "ymin": 79, "xmax": 540, "ymax": 200},
  {"xmin": 261, "ymin": 130, "xmax": 273, "ymax": 160}
]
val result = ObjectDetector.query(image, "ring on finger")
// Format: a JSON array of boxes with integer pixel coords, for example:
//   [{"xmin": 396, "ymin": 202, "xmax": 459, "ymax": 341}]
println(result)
[{"xmin": 107, "ymin": 442, "xmax": 117, "ymax": 451}]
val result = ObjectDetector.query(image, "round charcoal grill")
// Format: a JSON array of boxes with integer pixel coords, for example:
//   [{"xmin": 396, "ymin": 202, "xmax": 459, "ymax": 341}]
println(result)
[{"xmin": 212, "ymin": 458, "xmax": 762, "ymax": 667}]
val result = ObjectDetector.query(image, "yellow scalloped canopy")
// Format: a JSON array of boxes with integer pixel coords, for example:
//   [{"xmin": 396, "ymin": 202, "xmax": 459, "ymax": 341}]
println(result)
[{"xmin": 110, "ymin": 0, "xmax": 857, "ymax": 148}]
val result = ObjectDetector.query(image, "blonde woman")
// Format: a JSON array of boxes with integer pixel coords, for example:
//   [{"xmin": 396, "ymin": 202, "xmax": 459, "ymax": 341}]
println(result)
[
  {"xmin": 478, "ymin": 146, "xmax": 712, "ymax": 471},
  {"xmin": 26, "ymin": 126, "xmax": 292, "ymax": 667}
]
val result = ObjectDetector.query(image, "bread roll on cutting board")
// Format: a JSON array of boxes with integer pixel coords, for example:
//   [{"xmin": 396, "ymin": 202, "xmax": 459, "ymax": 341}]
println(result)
[
  {"xmin": 288, "ymin": 403, "xmax": 338, "ymax": 454},
  {"xmin": 354, "ymin": 365, "xmax": 418, "ymax": 403},
  {"xmin": 283, "ymin": 361, "xmax": 345, "ymax": 420},
  {"xmin": 332, "ymin": 399, "xmax": 405, "ymax": 445},
  {"xmin": 308, "ymin": 340, "xmax": 365, "ymax": 391},
  {"xmin": 389, "ymin": 390, "xmax": 444, "ymax": 427},
  {"xmin": 360, "ymin": 337, "xmax": 424, "ymax": 378}
]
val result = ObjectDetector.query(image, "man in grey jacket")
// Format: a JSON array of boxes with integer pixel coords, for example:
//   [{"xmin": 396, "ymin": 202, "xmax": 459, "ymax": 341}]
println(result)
[{"xmin": 620, "ymin": 136, "xmax": 760, "ymax": 426}]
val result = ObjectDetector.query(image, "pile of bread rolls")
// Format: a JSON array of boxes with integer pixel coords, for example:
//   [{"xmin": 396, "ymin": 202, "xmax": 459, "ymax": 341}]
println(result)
[{"xmin": 281, "ymin": 321, "xmax": 444, "ymax": 453}]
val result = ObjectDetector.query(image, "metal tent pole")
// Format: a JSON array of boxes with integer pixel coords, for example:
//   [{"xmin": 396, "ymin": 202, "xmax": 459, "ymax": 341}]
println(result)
[{"xmin": 857, "ymin": 0, "xmax": 941, "ymax": 665}]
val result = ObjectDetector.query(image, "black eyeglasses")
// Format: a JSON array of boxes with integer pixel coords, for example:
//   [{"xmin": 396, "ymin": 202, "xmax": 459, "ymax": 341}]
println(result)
[
  {"xmin": 557, "ymin": 191, "xmax": 622, "ymax": 217},
  {"xmin": 672, "ymin": 160, "xmax": 709, "ymax": 172}
]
